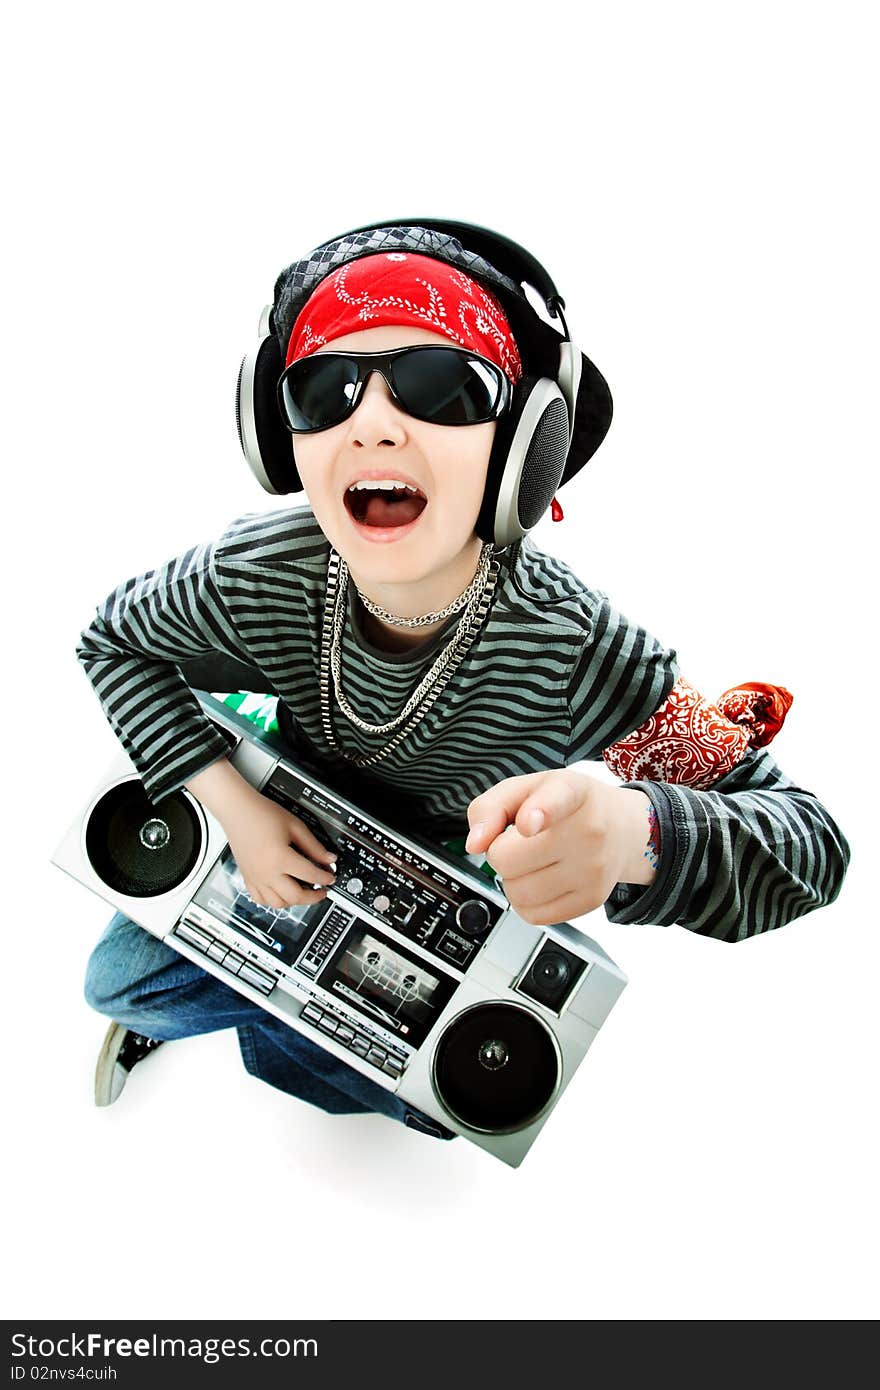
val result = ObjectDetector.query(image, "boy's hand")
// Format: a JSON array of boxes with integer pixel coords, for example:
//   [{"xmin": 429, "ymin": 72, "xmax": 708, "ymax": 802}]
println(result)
[
  {"xmin": 221, "ymin": 787, "xmax": 338, "ymax": 910},
  {"xmin": 464, "ymin": 770, "xmax": 653, "ymax": 925}
]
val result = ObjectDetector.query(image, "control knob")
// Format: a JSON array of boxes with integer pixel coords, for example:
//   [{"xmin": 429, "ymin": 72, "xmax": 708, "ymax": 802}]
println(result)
[
  {"xmin": 455, "ymin": 898, "xmax": 491, "ymax": 939},
  {"xmin": 345, "ymin": 876, "xmax": 364, "ymax": 896}
]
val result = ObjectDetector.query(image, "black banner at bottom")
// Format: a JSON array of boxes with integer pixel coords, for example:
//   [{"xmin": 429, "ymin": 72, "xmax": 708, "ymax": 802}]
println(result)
[
  {"xmin": 3, "ymin": 1320, "xmax": 844, "ymax": 1383},
  {"xmin": 4, "ymin": 1322, "xmax": 589, "ymax": 1387}
]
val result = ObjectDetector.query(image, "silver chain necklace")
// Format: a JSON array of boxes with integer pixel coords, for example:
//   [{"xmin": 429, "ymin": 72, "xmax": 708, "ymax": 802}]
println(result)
[
  {"xmin": 353, "ymin": 547, "xmax": 493, "ymax": 627},
  {"xmin": 319, "ymin": 542, "xmax": 500, "ymax": 768}
]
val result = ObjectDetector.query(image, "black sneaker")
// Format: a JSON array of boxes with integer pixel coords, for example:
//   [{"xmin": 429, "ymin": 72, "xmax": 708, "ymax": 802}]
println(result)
[
  {"xmin": 94, "ymin": 1022, "xmax": 165, "ymax": 1107},
  {"xmin": 403, "ymin": 1107, "xmax": 457, "ymax": 1140}
]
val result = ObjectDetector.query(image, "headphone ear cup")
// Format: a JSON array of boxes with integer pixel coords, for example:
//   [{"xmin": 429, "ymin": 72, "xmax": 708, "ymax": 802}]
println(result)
[
  {"xmin": 476, "ymin": 377, "xmax": 570, "ymax": 547},
  {"xmin": 236, "ymin": 335, "xmax": 304, "ymax": 495}
]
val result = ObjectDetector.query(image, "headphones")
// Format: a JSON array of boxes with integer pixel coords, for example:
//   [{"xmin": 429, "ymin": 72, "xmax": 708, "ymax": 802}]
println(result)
[{"xmin": 235, "ymin": 216, "xmax": 613, "ymax": 549}]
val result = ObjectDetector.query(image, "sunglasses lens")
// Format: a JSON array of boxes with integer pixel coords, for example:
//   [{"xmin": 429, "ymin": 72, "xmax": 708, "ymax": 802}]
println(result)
[
  {"xmin": 393, "ymin": 348, "xmax": 505, "ymax": 424},
  {"xmin": 280, "ymin": 355, "xmax": 359, "ymax": 431},
  {"xmin": 279, "ymin": 347, "xmax": 507, "ymax": 432}
]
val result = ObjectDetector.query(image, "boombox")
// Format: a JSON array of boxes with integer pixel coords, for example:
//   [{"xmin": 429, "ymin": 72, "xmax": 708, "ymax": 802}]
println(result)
[{"xmin": 52, "ymin": 693, "xmax": 627, "ymax": 1167}]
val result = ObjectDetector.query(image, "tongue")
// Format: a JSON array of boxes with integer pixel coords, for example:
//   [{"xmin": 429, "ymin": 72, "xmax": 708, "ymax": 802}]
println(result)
[{"xmin": 362, "ymin": 493, "xmax": 424, "ymax": 527}]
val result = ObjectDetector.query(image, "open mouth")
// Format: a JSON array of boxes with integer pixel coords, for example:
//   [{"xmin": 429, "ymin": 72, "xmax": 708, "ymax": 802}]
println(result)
[{"xmin": 343, "ymin": 481, "xmax": 428, "ymax": 530}]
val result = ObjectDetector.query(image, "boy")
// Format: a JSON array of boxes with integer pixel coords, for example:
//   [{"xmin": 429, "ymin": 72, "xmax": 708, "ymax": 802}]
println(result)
[{"xmin": 76, "ymin": 239, "xmax": 850, "ymax": 1127}]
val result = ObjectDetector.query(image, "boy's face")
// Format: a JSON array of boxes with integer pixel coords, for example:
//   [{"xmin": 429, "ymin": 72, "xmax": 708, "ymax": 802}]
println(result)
[{"xmin": 291, "ymin": 325, "xmax": 497, "ymax": 584}]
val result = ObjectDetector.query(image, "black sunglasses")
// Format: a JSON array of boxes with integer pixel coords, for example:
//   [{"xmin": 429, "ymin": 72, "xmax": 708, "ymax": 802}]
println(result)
[{"xmin": 276, "ymin": 345, "xmax": 512, "ymax": 434}]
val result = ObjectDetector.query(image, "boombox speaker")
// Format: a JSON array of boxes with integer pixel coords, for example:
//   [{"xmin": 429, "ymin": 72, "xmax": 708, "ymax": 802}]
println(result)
[{"xmin": 52, "ymin": 693, "xmax": 627, "ymax": 1167}]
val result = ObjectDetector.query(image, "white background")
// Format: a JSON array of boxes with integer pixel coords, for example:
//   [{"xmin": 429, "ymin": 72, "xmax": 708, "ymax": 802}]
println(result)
[{"xmin": 4, "ymin": 0, "xmax": 876, "ymax": 1322}]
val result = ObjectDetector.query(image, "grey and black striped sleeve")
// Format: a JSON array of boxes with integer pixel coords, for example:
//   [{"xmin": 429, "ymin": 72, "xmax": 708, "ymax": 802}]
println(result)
[
  {"xmin": 75, "ymin": 536, "xmax": 244, "ymax": 804},
  {"xmin": 601, "ymin": 747, "xmax": 851, "ymax": 941},
  {"xmin": 566, "ymin": 593, "xmax": 680, "ymax": 760}
]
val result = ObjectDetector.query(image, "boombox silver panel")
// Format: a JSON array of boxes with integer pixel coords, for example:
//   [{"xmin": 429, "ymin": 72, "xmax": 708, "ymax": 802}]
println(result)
[{"xmin": 52, "ymin": 694, "xmax": 627, "ymax": 1167}]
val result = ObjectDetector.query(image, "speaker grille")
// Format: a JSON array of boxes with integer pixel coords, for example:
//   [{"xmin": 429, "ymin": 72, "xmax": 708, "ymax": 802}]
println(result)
[
  {"xmin": 85, "ymin": 780, "xmax": 204, "ymax": 898},
  {"xmin": 433, "ymin": 1002, "xmax": 559, "ymax": 1133},
  {"xmin": 518, "ymin": 397, "xmax": 569, "ymax": 530}
]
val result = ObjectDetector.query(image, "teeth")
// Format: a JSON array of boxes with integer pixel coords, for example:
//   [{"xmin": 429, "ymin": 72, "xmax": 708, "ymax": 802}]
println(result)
[{"xmin": 347, "ymin": 479, "xmax": 422, "ymax": 495}]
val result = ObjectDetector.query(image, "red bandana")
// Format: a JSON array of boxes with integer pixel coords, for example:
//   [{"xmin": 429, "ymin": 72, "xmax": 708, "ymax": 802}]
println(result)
[
  {"xmin": 285, "ymin": 251, "xmax": 523, "ymax": 384},
  {"xmin": 603, "ymin": 677, "xmax": 795, "ymax": 789}
]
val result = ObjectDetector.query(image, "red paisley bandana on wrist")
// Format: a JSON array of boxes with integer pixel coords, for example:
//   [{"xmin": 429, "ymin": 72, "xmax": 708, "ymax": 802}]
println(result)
[
  {"xmin": 603, "ymin": 677, "xmax": 794, "ymax": 789},
  {"xmin": 285, "ymin": 251, "xmax": 524, "ymax": 385}
]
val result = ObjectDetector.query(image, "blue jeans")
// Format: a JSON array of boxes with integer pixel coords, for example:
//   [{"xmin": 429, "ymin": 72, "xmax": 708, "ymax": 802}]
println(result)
[{"xmin": 84, "ymin": 912, "xmax": 454, "ymax": 1140}]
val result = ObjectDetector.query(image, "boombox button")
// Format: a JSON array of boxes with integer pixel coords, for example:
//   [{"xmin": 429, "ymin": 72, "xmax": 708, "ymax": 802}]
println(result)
[
  {"xmin": 336, "ymin": 1025, "xmax": 355, "ymax": 1044},
  {"xmin": 436, "ymin": 933, "xmax": 469, "ymax": 964},
  {"xmin": 302, "ymin": 1003, "xmax": 323, "ymax": 1025},
  {"xmin": 206, "ymin": 942, "xmax": 228, "ymax": 963},
  {"xmin": 223, "ymin": 952, "xmax": 245, "ymax": 975},
  {"xmin": 382, "ymin": 1057, "xmax": 403, "ymax": 1078},
  {"xmin": 239, "ymin": 963, "xmax": 275, "ymax": 994},
  {"xmin": 177, "ymin": 922, "xmax": 211, "ymax": 951},
  {"xmin": 349, "ymin": 1037, "xmax": 370, "ymax": 1058},
  {"xmin": 367, "ymin": 1046, "xmax": 387, "ymax": 1067},
  {"xmin": 318, "ymin": 1016, "xmax": 339, "ymax": 1035}
]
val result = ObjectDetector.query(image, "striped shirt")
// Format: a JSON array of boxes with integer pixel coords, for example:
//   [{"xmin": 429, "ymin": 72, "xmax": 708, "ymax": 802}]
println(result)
[{"xmin": 75, "ymin": 505, "xmax": 850, "ymax": 942}]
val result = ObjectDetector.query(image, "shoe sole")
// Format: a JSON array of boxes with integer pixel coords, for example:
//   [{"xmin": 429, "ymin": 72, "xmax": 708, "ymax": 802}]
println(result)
[{"xmin": 94, "ymin": 1021, "xmax": 130, "ymax": 1107}]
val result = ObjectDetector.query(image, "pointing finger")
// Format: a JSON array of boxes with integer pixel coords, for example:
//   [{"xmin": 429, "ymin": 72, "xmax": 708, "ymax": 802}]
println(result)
[
  {"xmin": 465, "ymin": 772, "xmax": 552, "ymax": 853},
  {"xmin": 515, "ymin": 773, "xmax": 588, "ymax": 838}
]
